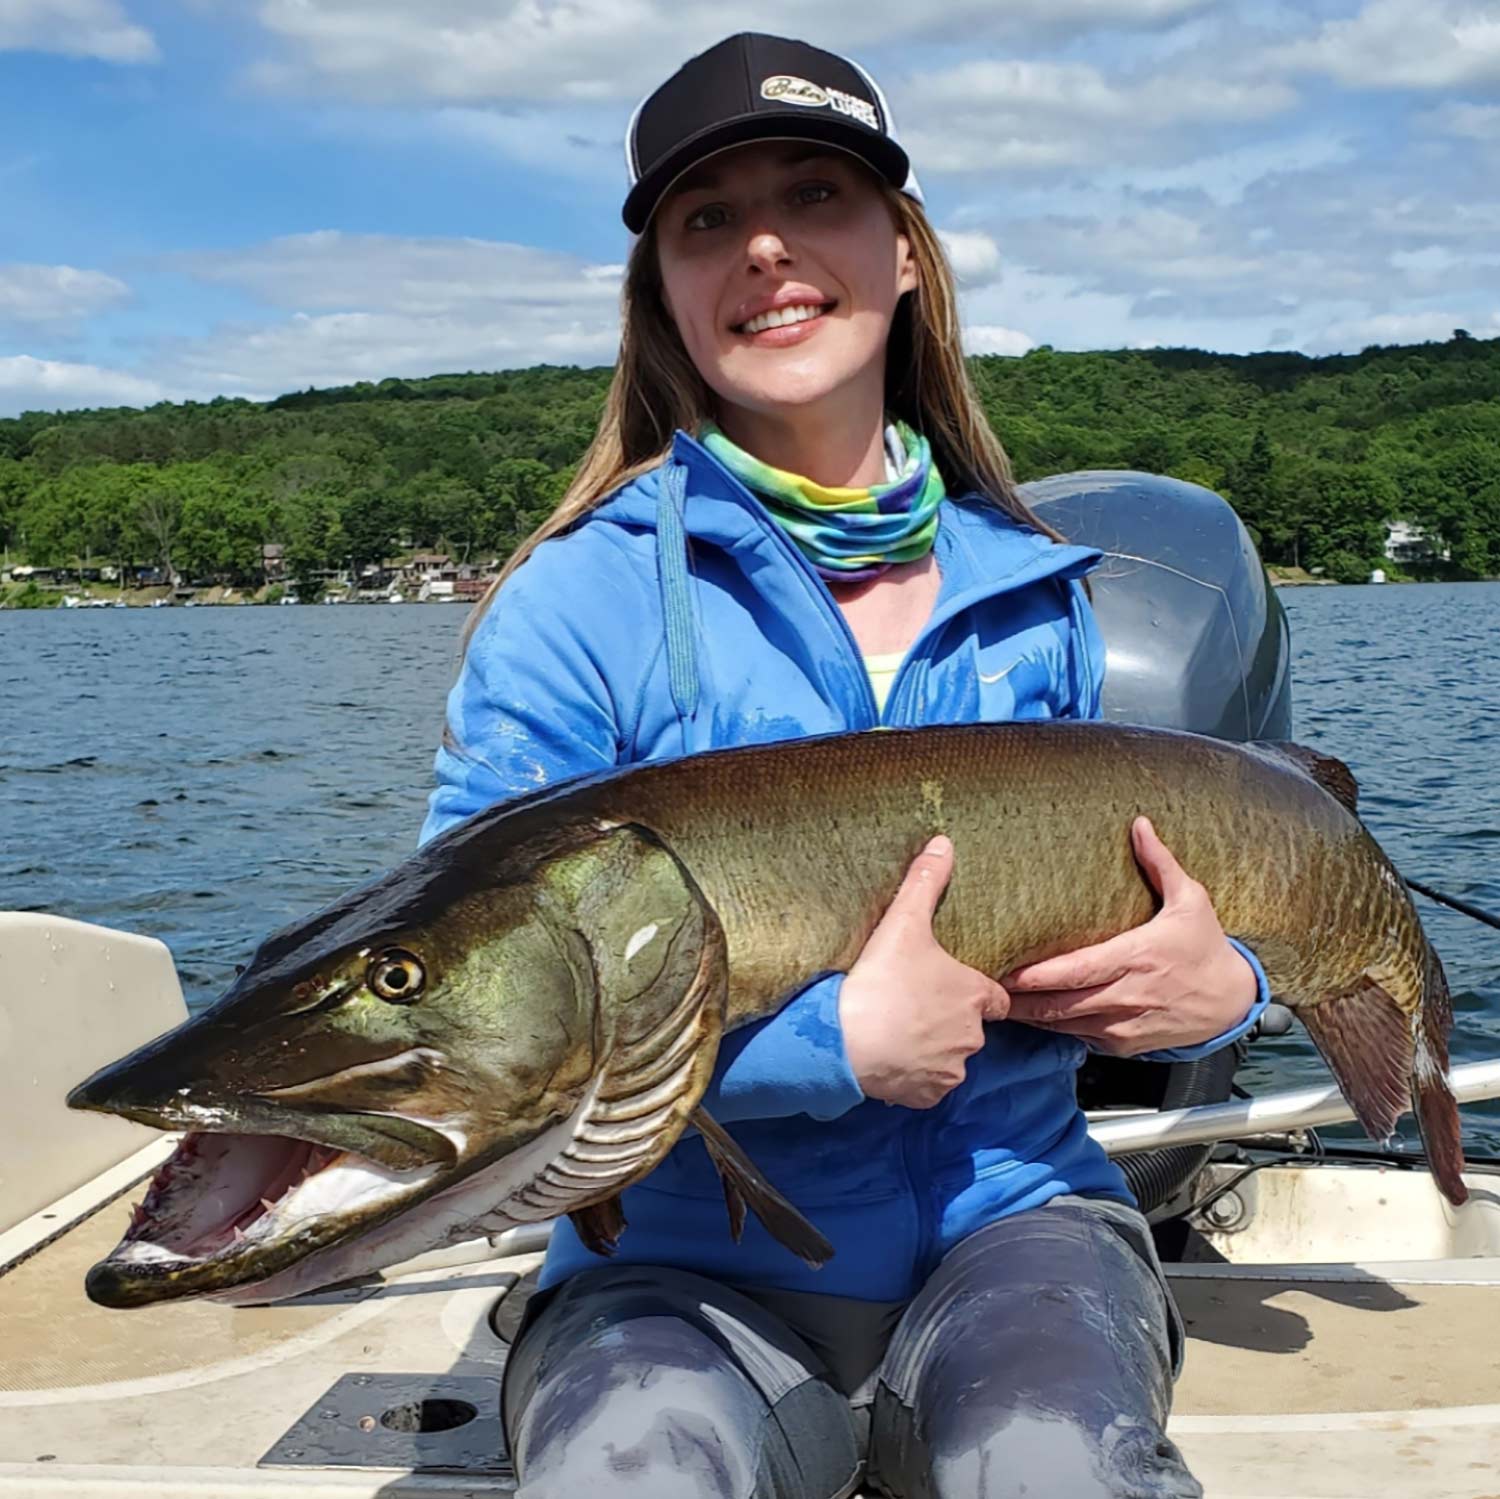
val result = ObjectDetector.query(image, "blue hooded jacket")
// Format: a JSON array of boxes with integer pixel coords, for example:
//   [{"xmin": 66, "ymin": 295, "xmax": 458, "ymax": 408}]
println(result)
[{"xmin": 421, "ymin": 430, "xmax": 1269, "ymax": 1302}]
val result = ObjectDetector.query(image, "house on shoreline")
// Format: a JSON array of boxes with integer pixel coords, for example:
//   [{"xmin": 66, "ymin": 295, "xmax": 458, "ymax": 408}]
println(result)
[
  {"xmin": 401, "ymin": 553, "xmax": 500, "ymax": 602},
  {"xmin": 1384, "ymin": 520, "xmax": 1451, "ymax": 565}
]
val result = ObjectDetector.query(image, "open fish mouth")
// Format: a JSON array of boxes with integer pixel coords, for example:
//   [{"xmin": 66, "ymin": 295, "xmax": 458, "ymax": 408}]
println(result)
[{"xmin": 88, "ymin": 1130, "xmax": 443, "ymax": 1308}]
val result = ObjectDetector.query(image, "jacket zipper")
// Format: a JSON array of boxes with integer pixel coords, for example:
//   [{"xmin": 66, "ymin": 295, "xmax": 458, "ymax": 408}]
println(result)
[{"xmin": 900, "ymin": 1097, "xmax": 938, "ymax": 1290}]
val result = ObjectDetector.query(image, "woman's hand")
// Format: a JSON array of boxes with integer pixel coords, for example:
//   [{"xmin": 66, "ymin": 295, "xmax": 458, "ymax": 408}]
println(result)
[
  {"xmin": 1002, "ymin": 817, "xmax": 1258, "ymax": 1056},
  {"xmin": 839, "ymin": 835, "xmax": 1010, "ymax": 1109}
]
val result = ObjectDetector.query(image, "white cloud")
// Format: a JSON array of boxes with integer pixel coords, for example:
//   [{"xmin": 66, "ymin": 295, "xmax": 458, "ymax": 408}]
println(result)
[
  {"xmin": 0, "ymin": 355, "xmax": 168, "ymax": 415},
  {"xmin": 1420, "ymin": 101, "xmax": 1500, "ymax": 140},
  {"xmin": 938, "ymin": 229, "xmax": 1004, "ymax": 287},
  {"xmin": 174, "ymin": 231, "xmax": 623, "ymax": 317},
  {"xmin": 150, "ymin": 231, "xmax": 626, "ymax": 399},
  {"xmin": 1085, "ymin": 131, "xmax": 1358, "ymax": 207},
  {"xmin": 0, "ymin": 263, "xmax": 130, "ymax": 328},
  {"xmin": 430, "ymin": 106, "xmax": 622, "ymax": 177},
  {"xmin": 1274, "ymin": 0, "xmax": 1500, "ymax": 91},
  {"xmin": 961, "ymin": 100, "xmax": 1500, "ymax": 339},
  {"xmin": 0, "ymin": 0, "xmax": 158, "ymax": 62},
  {"xmin": 897, "ymin": 59, "xmax": 1296, "ymax": 172},
  {"xmin": 998, "ymin": 202, "xmax": 1274, "ymax": 308},
  {"xmin": 243, "ymin": 0, "xmax": 1215, "ymax": 105},
  {"xmin": 154, "ymin": 308, "xmax": 619, "ymax": 399},
  {"xmin": 1304, "ymin": 309, "xmax": 1500, "ymax": 354},
  {"xmin": 963, "ymin": 324, "xmax": 1035, "ymax": 356}
]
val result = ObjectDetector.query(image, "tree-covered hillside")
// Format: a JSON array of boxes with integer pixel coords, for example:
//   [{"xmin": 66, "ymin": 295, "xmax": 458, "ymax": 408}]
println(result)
[{"xmin": 3, "ymin": 333, "xmax": 1497, "ymax": 592}]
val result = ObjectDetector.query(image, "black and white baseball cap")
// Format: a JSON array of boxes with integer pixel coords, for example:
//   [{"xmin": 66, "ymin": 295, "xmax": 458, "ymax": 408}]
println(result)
[{"xmin": 623, "ymin": 32, "xmax": 924, "ymax": 234}]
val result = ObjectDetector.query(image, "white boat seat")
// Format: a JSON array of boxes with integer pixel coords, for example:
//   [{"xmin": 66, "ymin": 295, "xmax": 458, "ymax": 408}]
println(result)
[{"xmin": 0, "ymin": 913, "xmax": 188, "ymax": 1237}]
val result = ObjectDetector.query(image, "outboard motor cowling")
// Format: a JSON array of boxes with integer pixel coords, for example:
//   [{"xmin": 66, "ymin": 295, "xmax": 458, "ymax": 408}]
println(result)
[{"xmin": 1022, "ymin": 469, "xmax": 1291, "ymax": 740}]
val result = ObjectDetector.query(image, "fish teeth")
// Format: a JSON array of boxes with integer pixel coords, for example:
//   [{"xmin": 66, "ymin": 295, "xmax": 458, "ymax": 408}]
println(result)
[{"xmin": 259, "ymin": 1197, "xmax": 277, "ymax": 1213}]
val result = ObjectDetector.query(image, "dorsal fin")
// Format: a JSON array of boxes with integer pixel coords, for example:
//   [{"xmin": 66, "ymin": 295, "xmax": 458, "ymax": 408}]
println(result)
[{"xmin": 1255, "ymin": 740, "xmax": 1360, "ymax": 813}]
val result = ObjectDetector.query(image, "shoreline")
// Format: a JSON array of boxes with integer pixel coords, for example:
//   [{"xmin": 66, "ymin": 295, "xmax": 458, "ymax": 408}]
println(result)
[
  {"xmin": 0, "ymin": 585, "xmax": 477, "ymax": 610},
  {"xmin": 5, "ymin": 571, "xmax": 1497, "ymax": 609}
]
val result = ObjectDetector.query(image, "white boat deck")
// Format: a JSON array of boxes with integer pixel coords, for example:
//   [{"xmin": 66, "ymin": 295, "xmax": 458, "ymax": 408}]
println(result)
[{"xmin": 2, "ymin": 1167, "xmax": 1499, "ymax": 1498}]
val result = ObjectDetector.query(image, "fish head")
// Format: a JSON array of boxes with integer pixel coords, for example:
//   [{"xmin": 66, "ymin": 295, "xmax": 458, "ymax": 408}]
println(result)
[{"xmin": 67, "ymin": 817, "xmax": 710, "ymax": 1308}]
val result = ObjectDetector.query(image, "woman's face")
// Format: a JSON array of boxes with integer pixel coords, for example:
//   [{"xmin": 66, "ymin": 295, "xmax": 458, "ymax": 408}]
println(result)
[{"xmin": 653, "ymin": 140, "xmax": 917, "ymax": 424}]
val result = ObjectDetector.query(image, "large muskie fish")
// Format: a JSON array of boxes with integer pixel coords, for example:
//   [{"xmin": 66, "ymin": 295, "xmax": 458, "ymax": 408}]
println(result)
[{"xmin": 69, "ymin": 723, "xmax": 1466, "ymax": 1308}]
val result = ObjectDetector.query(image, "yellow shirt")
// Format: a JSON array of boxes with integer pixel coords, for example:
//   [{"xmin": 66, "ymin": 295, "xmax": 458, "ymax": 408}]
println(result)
[{"xmin": 863, "ymin": 650, "xmax": 905, "ymax": 717}]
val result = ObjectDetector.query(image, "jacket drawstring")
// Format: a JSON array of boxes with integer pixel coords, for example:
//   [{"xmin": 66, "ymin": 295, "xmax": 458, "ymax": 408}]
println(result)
[{"xmin": 657, "ymin": 458, "xmax": 700, "ymax": 722}]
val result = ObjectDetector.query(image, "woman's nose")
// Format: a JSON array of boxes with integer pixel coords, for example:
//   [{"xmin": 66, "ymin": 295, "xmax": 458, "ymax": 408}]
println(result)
[{"xmin": 746, "ymin": 228, "xmax": 792, "ymax": 273}]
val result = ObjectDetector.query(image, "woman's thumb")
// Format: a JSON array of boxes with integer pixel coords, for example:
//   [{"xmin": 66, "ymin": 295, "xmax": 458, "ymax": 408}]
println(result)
[
  {"xmin": 886, "ymin": 834, "xmax": 954, "ymax": 930},
  {"xmin": 1132, "ymin": 816, "xmax": 1193, "ymax": 905}
]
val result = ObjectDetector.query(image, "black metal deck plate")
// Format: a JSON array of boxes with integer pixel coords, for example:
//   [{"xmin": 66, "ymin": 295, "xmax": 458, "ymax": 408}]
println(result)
[{"xmin": 260, "ymin": 1371, "xmax": 511, "ymax": 1478}]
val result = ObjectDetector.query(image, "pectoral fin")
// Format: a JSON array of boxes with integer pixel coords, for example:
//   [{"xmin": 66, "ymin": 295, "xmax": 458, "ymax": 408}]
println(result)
[
  {"xmin": 693, "ymin": 1106, "xmax": 833, "ymax": 1268},
  {"xmin": 569, "ymin": 1195, "xmax": 628, "ymax": 1257}
]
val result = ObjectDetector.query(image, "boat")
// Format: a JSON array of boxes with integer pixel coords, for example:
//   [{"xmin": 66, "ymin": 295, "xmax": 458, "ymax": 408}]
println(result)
[{"xmin": 3, "ymin": 471, "xmax": 1498, "ymax": 1498}]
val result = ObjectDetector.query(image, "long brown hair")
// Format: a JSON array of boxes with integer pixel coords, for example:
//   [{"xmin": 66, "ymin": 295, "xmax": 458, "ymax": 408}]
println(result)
[{"xmin": 460, "ymin": 180, "xmax": 1061, "ymax": 650}]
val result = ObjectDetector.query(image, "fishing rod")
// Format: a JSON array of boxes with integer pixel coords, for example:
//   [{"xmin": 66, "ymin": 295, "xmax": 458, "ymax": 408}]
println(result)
[{"xmin": 1406, "ymin": 877, "xmax": 1500, "ymax": 933}]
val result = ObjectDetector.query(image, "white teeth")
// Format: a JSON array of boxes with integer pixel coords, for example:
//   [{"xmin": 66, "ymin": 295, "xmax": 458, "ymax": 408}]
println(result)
[{"xmin": 741, "ymin": 303, "xmax": 825, "ymax": 335}]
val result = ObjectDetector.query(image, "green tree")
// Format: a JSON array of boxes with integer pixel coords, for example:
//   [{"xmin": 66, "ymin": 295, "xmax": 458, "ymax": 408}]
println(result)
[
  {"xmin": 339, "ymin": 486, "xmax": 403, "ymax": 574},
  {"xmin": 177, "ymin": 470, "xmax": 267, "ymax": 581},
  {"xmin": 0, "ymin": 456, "xmax": 34, "ymax": 562},
  {"xmin": 278, "ymin": 491, "xmax": 343, "ymax": 599},
  {"xmin": 3, "ymin": 334, "xmax": 1499, "ymax": 582}
]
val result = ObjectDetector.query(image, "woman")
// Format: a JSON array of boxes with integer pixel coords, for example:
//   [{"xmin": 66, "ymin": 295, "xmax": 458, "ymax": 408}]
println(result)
[{"xmin": 423, "ymin": 32, "xmax": 1268, "ymax": 1499}]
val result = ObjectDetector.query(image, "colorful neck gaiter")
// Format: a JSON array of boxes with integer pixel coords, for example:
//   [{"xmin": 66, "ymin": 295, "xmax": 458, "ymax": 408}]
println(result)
[{"xmin": 699, "ymin": 418, "xmax": 946, "ymax": 581}]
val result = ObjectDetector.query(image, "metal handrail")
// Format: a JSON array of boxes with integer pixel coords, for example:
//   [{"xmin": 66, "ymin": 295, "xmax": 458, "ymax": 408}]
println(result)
[{"xmin": 1089, "ymin": 1058, "xmax": 1500, "ymax": 1155}]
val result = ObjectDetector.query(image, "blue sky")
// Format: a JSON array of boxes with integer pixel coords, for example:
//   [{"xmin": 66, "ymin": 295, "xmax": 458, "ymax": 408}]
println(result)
[{"xmin": 2, "ymin": 0, "xmax": 1498, "ymax": 416}]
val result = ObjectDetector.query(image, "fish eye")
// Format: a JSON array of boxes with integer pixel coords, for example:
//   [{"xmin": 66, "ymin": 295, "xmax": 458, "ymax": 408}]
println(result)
[{"xmin": 368, "ymin": 948, "xmax": 426, "ymax": 1004}]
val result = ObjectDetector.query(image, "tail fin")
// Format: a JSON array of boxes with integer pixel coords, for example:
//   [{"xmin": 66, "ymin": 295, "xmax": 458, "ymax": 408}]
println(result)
[{"xmin": 1413, "ymin": 947, "xmax": 1468, "ymax": 1207}]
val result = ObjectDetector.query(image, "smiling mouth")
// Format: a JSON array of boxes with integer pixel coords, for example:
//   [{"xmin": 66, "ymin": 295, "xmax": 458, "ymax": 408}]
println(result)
[{"xmin": 732, "ymin": 300, "xmax": 836, "ymax": 335}]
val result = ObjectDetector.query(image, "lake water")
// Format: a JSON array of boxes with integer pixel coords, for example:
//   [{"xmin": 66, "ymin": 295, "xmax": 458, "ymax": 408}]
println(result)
[{"xmin": 3, "ymin": 585, "xmax": 1498, "ymax": 1151}]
